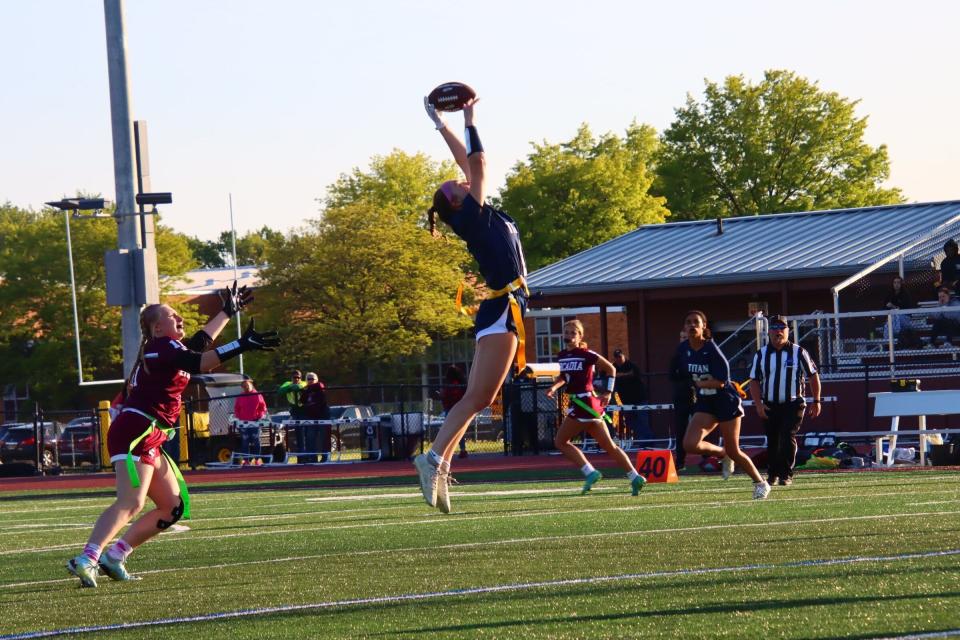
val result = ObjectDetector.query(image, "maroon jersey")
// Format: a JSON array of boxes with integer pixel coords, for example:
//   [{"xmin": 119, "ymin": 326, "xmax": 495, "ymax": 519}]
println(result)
[
  {"xmin": 124, "ymin": 336, "xmax": 196, "ymax": 427},
  {"xmin": 557, "ymin": 347, "xmax": 599, "ymax": 394}
]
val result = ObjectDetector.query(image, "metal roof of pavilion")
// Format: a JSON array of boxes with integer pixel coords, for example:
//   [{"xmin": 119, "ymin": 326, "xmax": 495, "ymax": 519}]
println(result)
[{"xmin": 526, "ymin": 200, "xmax": 960, "ymax": 295}]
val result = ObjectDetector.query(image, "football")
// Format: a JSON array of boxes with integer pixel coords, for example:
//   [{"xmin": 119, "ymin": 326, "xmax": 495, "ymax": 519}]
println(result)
[{"xmin": 427, "ymin": 82, "xmax": 477, "ymax": 112}]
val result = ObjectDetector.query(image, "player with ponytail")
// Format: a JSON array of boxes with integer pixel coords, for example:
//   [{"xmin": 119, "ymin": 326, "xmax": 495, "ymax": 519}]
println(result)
[
  {"xmin": 416, "ymin": 90, "xmax": 529, "ymax": 513},
  {"xmin": 546, "ymin": 320, "xmax": 647, "ymax": 495},
  {"xmin": 67, "ymin": 282, "xmax": 280, "ymax": 587}
]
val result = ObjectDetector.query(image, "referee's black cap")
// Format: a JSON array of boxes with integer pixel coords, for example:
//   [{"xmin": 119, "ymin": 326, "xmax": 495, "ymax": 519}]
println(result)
[{"xmin": 768, "ymin": 315, "xmax": 788, "ymax": 330}]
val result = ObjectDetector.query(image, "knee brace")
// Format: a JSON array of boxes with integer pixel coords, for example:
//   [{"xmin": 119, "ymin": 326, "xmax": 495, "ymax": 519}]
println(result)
[{"xmin": 157, "ymin": 496, "xmax": 185, "ymax": 530}]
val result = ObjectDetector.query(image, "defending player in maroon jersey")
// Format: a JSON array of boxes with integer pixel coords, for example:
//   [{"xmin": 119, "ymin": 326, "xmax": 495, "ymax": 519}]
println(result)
[
  {"xmin": 67, "ymin": 283, "xmax": 280, "ymax": 588},
  {"xmin": 546, "ymin": 320, "xmax": 647, "ymax": 496}
]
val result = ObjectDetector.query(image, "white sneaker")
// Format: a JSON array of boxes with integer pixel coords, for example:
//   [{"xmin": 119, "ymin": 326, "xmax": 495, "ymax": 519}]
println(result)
[
  {"xmin": 753, "ymin": 480, "xmax": 771, "ymax": 500},
  {"xmin": 721, "ymin": 455, "xmax": 735, "ymax": 480},
  {"xmin": 437, "ymin": 470, "xmax": 452, "ymax": 514},
  {"xmin": 413, "ymin": 454, "xmax": 439, "ymax": 507}
]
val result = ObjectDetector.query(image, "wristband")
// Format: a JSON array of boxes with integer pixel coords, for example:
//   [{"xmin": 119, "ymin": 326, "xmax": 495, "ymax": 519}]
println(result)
[
  {"xmin": 604, "ymin": 376, "xmax": 616, "ymax": 393},
  {"xmin": 465, "ymin": 125, "xmax": 483, "ymax": 155},
  {"xmin": 215, "ymin": 340, "xmax": 243, "ymax": 362}
]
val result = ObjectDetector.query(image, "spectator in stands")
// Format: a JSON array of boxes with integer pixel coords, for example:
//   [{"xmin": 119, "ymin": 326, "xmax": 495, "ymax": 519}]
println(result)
[
  {"xmin": 234, "ymin": 379, "xmax": 267, "ymax": 457},
  {"xmin": 930, "ymin": 286, "xmax": 960, "ymax": 347},
  {"xmin": 883, "ymin": 276, "xmax": 915, "ymax": 342},
  {"xmin": 934, "ymin": 239, "xmax": 959, "ymax": 294},
  {"xmin": 438, "ymin": 366, "xmax": 469, "ymax": 458},
  {"xmin": 299, "ymin": 372, "xmax": 330, "ymax": 463},
  {"xmin": 668, "ymin": 330, "xmax": 696, "ymax": 470},
  {"xmin": 613, "ymin": 349, "xmax": 652, "ymax": 444}
]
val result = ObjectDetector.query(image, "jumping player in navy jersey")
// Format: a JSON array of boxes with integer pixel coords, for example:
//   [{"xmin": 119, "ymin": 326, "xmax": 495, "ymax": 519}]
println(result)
[
  {"xmin": 677, "ymin": 310, "xmax": 771, "ymax": 499},
  {"xmin": 546, "ymin": 320, "xmax": 647, "ymax": 495},
  {"xmin": 414, "ymin": 93, "xmax": 529, "ymax": 513},
  {"xmin": 66, "ymin": 285, "xmax": 280, "ymax": 587}
]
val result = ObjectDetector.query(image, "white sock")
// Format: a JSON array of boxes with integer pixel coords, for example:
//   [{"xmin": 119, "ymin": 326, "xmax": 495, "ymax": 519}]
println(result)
[
  {"xmin": 106, "ymin": 538, "xmax": 133, "ymax": 562},
  {"xmin": 627, "ymin": 470, "xmax": 640, "ymax": 481},
  {"xmin": 439, "ymin": 459, "xmax": 450, "ymax": 473},
  {"xmin": 581, "ymin": 463, "xmax": 596, "ymax": 477},
  {"xmin": 427, "ymin": 449, "xmax": 443, "ymax": 467}
]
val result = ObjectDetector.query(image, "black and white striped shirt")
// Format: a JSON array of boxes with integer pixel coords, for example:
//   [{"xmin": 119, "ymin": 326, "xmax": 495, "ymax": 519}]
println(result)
[{"xmin": 749, "ymin": 343, "xmax": 818, "ymax": 405}]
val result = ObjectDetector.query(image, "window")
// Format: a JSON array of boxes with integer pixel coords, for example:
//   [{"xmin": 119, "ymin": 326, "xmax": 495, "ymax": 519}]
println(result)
[{"xmin": 535, "ymin": 315, "xmax": 577, "ymax": 362}]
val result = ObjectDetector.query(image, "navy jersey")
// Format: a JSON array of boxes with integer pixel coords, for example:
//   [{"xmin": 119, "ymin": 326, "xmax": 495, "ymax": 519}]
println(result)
[
  {"xmin": 673, "ymin": 339, "xmax": 739, "ymax": 402},
  {"xmin": 445, "ymin": 194, "xmax": 527, "ymax": 290}
]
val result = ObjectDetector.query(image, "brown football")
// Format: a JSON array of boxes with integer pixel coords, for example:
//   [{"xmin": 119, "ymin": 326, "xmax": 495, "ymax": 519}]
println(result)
[{"xmin": 427, "ymin": 82, "xmax": 477, "ymax": 112}]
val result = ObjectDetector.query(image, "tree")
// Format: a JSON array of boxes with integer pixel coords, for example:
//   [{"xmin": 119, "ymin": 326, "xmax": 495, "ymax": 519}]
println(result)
[
  {"xmin": 325, "ymin": 149, "xmax": 460, "ymax": 225},
  {"xmin": 0, "ymin": 203, "xmax": 199, "ymax": 408},
  {"xmin": 187, "ymin": 227, "xmax": 285, "ymax": 268},
  {"xmin": 216, "ymin": 226, "xmax": 284, "ymax": 266},
  {"xmin": 656, "ymin": 70, "xmax": 904, "ymax": 220},
  {"xmin": 498, "ymin": 123, "xmax": 668, "ymax": 271},
  {"xmin": 186, "ymin": 236, "xmax": 226, "ymax": 268},
  {"xmin": 257, "ymin": 202, "xmax": 471, "ymax": 383}
]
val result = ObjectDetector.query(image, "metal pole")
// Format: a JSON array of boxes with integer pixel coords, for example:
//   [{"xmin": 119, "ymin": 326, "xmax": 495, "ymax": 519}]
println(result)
[
  {"xmin": 229, "ymin": 193, "xmax": 244, "ymax": 374},
  {"xmin": 64, "ymin": 212, "xmax": 85, "ymax": 384},
  {"xmin": 104, "ymin": 0, "xmax": 144, "ymax": 378}
]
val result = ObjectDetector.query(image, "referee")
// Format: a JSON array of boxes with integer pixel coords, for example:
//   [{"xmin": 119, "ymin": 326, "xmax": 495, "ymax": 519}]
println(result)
[{"xmin": 747, "ymin": 315, "xmax": 821, "ymax": 486}]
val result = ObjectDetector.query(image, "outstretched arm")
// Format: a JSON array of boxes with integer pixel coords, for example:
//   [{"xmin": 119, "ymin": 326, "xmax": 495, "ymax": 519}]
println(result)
[
  {"xmin": 424, "ymin": 97, "xmax": 470, "ymax": 178},
  {"xmin": 463, "ymin": 99, "xmax": 486, "ymax": 205}
]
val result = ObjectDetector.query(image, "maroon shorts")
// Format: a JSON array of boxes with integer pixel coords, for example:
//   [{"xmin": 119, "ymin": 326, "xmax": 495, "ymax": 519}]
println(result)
[
  {"xmin": 566, "ymin": 394, "xmax": 605, "ymax": 422},
  {"xmin": 107, "ymin": 410, "xmax": 169, "ymax": 468}
]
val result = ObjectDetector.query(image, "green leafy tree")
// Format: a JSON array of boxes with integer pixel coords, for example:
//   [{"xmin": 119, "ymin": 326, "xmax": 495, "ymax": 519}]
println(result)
[
  {"xmin": 216, "ymin": 226, "xmax": 284, "ymax": 266},
  {"xmin": 0, "ymin": 202, "xmax": 199, "ymax": 408},
  {"xmin": 257, "ymin": 201, "xmax": 471, "ymax": 384},
  {"xmin": 325, "ymin": 149, "xmax": 460, "ymax": 224},
  {"xmin": 186, "ymin": 236, "xmax": 226, "ymax": 268},
  {"xmin": 499, "ymin": 123, "xmax": 668, "ymax": 271},
  {"xmin": 656, "ymin": 70, "xmax": 904, "ymax": 220}
]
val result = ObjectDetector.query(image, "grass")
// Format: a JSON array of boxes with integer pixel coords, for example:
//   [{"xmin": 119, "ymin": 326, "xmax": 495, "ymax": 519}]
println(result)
[{"xmin": 1, "ymin": 470, "xmax": 959, "ymax": 639}]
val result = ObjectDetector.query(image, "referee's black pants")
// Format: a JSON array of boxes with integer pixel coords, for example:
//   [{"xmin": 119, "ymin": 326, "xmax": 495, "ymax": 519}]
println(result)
[{"xmin": 762, "ymin": 400, "xmax": 805, "ymax": 481}]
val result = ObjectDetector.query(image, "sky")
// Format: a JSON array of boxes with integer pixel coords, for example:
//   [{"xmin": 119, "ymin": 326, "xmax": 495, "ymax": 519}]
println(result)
[{"xmin": 1, "ymin": 0, "xmax": 958, "ymax": 242}]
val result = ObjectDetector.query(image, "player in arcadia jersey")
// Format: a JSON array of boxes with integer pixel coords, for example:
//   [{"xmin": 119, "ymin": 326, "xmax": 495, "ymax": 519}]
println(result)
[
  {"xmin": 546, "ymin": 319, "xmax": 647, "ymax": 496},
  {"xmin": 676, "ymin": 310, "xmax": 771, "ymax": 500},
  {"xmin": 66, "ymin": 283, "xmax": 280, "ymax": 587}
]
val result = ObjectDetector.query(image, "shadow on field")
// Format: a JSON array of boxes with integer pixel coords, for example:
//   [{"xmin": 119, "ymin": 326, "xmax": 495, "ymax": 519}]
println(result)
[{"xmin": 362, "ymin": 569, "xmax": 960, "ymax": 636}]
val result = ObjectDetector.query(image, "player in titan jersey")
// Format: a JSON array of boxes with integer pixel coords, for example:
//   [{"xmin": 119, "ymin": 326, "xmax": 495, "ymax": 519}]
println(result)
[
  {"xmin": 676, "ymin": 310, "xmax": 771, "ymax": 500},
  {"xmin": 414, "ymin": 94, "xmax": 529, "ymax": 514},
  {"xmin": 546, "ymin": 320, "xmax": 647, "ymax": 495},
  {"xmin": 66, "ymin": 284, "xmax": 280, "ymax": 587}
]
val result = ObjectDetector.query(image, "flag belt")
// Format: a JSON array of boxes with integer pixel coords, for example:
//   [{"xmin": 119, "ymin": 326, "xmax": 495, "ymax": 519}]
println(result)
[
  {"xmin": 455, "ymin": 277, "xmax": 529, "ymax": 372},
  {"xmin": 123, "ymin": 408, "xmax": 191, "ymax": 520}
]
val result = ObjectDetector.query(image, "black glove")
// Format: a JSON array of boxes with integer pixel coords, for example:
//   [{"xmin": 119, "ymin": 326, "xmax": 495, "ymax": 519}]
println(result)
[
  {"xmin": 239, "ymin": 319, "xmax": 280, "ymax": 351},
  {"xmin": 215, "ymin": 319, "xmax": 280, "ymax": 362},
  {"xmin": 219, "ymin": 280, "xmax": 254, "ymax": 318}
]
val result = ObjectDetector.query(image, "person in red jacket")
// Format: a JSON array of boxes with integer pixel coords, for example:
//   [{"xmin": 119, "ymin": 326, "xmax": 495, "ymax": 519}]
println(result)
[{"xmin": 234, "ymin": 379, "xmax": 268, "ymax": 457}]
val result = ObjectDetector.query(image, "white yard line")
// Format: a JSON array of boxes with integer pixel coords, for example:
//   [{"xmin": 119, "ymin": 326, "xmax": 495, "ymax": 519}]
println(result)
[{"xmin": 3, "ymin": 548, "xmax": 959, "ymax": 640}]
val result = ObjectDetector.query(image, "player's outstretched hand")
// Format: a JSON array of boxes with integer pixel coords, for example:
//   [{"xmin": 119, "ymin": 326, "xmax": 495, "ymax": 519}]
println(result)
[
  {"xmin": 240, "ymin": 319, "xmax": 280, "ymax": 352},
  {"xmin": 424, "ymin": 96, "xmax": 446, "ymax": 130},
  {"xmin": 220, "ymin": 280, "xmax": 254, "ymax": 317},
  {"xmin": 463, "ymin": 97, "xmax": 478, "ymax": 126}
]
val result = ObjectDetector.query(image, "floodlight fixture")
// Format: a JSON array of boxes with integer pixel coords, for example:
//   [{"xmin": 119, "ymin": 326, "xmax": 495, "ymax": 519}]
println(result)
[
  {"xmin": 135, "ymin": 192, "xmax": 172, "ymax": 207},
  {"xmin": 45, "ymin": 198, "xmax": 107, "ymax": 212}
]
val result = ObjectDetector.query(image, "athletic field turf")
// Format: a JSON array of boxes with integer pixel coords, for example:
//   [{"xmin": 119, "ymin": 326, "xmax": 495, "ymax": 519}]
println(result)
[{"xmin": 1, "ymin": 469, "xmax": 959, "ymax": 639}]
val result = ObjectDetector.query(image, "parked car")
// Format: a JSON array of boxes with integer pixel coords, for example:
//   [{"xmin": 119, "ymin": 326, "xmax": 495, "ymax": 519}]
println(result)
[
  {"xmin": 329, "ymin": 405, "xmax": 376, "ymax": 451},
  {"xmin": 56, "ymin": 423, "xmax": 98, "ymax": 466},
  {"xmin": 0, "ymin": 422, "xmax": 62, "ymax": 467}
]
